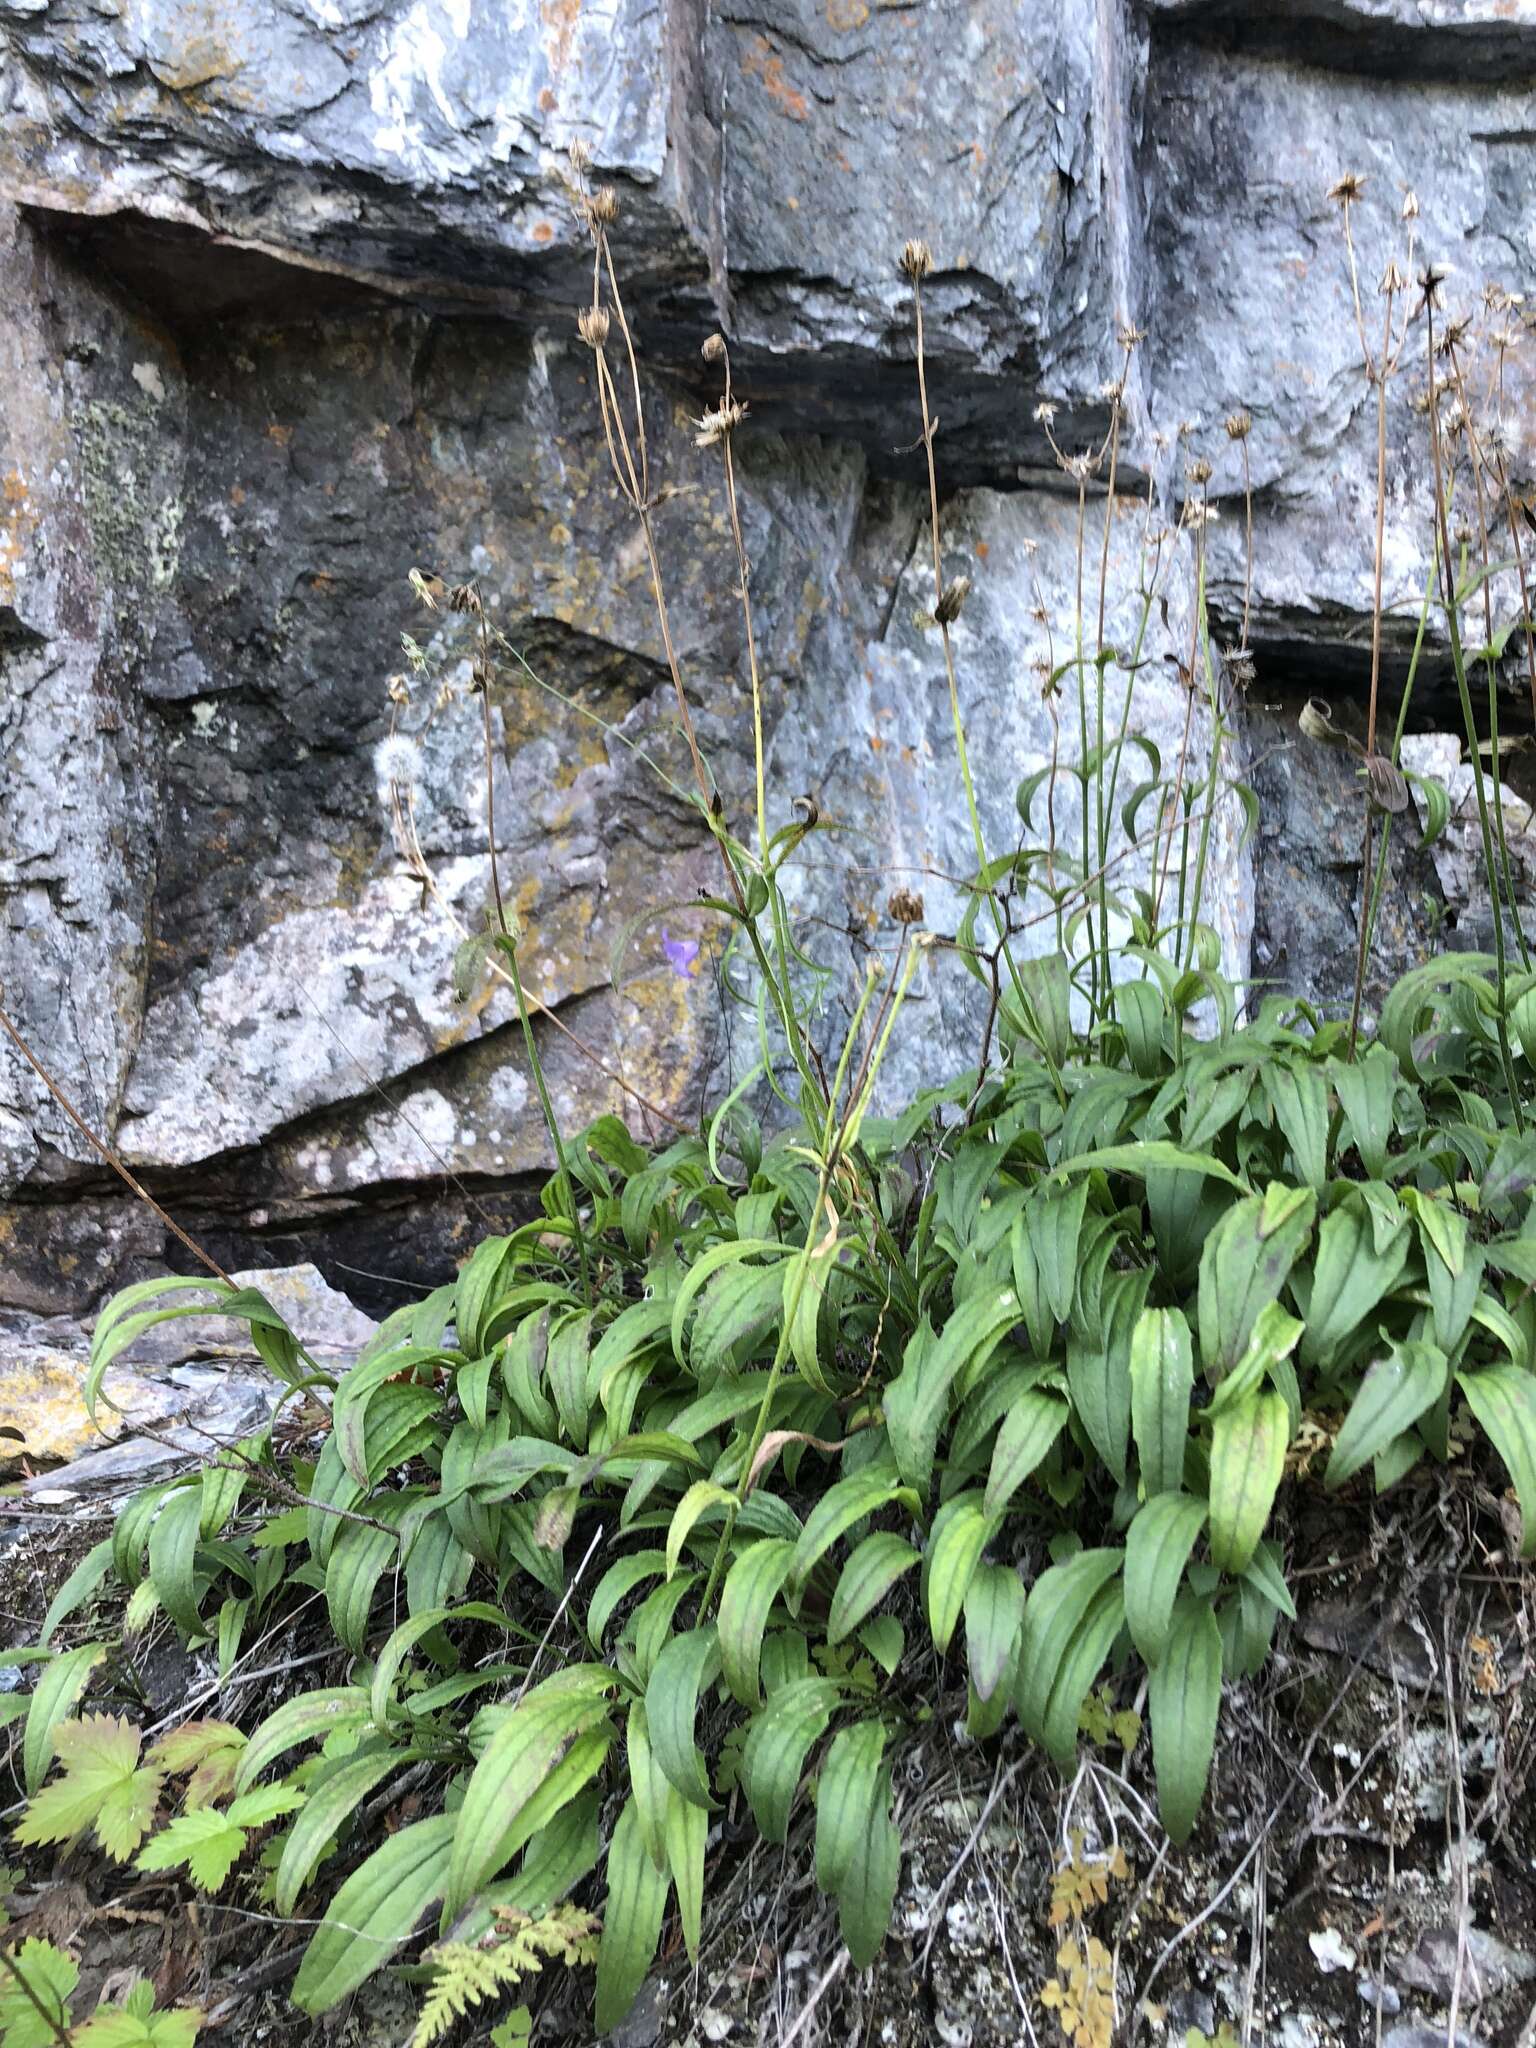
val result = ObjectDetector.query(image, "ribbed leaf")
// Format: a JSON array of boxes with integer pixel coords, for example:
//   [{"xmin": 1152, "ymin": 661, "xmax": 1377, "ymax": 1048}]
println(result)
[
  {"xmin": 739, "ymin": 1679, "xmax": 841, "ymax": 1842},
  {"xmin": 1326, "ymin": 1341, "xmax": 1448, "ymax": 1490},
  {"xmin": 1207, "ymin": 1391, "xmax": 1288, "ymax": 1573},
  {"xmin": 1124, "ymin": 1493, "xmax": 1208, "ymax": 1664},
  {"xmin": 1459, "ymin": 1365, "xmax": 1536, "ymax": 1557},
  {"xmin": 718, "ymin": 1541, "xmax": 796, "ymax": 1707},
  {"xmin": 1017, "ymin": 1548, "xmax": 1124, "ymax": 1743},
  {"xmin": 1130, "ymin": 1307, "xmax": 1194, "ymax": 1496},
  {"xmin": 814, "ymin": 1719, "xmax": 885, "ymax": 1895},
  {"xmin": 292, "ymin": 1814, "xmax": 454, "ymax": 2013},
  {"xmin": 923, "ymin": 1498, "xmax": 993, "ymax": 1656},
  {"xmin": 1148, "ymin": 1595, "xmax": 1222, "ymax": 1844},
  {"xmin": 594, "ymin": 1797, "xmax": 670, "ymax": 2035},
  {"xmin": 826, "ymin": 1532, "xmax": 921, "ymax": 1647},
  {"xmin": 984, "ymin": 1391, "xmax": 1069, "ymax": 1517},
  {"xmin": 644, "ymin": 1626, "xmax": 719, "ymax": 1810},
  {"xmin": 963, "ymin": 1563, "xmax": 1025, "ymax": 1704}
]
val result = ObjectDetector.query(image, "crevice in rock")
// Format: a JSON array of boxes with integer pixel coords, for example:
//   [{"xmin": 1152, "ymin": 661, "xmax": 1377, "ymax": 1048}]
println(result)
[{"xmin": 1143, "ymin": 2, "xmax": 1536, "ymax": 85}]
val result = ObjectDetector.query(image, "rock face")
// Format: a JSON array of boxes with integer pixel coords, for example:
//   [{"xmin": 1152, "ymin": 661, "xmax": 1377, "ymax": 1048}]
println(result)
[{"xmin": 3, "ymin": 0, "xmax": 1535, "ymax": 1317}]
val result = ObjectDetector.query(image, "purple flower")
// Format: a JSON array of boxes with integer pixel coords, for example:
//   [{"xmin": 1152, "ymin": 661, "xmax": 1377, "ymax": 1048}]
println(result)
[{"xmin": 661, "ymin": 927, "xmax": 701, "ymax": 980}]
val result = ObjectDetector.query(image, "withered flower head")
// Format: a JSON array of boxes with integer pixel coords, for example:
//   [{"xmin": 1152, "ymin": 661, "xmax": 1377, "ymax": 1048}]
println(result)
[
  {"xmin": 1402, "ymin": 188, "xmax": 1420, "ymax": 221},
  {"xmin": 588, "ymin": 185, "xmax": 620, "ymax": 227},
  {"xmin": 1224, "ymin": 410, "xmax": 1251, "ymax": 441},
  {"xmin": 1066, "ymin": 451, "xmax": 1094, "ymax": 482},
  {"xmin": 449, "ymin": 582, "xmax": 482, "ymax": 615},
  {"xmin": 1439, "ymin": 314, "xmax": 1473, "ymax": 354},
  {"xmin": 576, "ymin": 305, "xmax": 611, "ymax": 349},
  {"xmin": 1101, "ymin": 377, "xmax": 1125, "ymax": 403},
  {"xmin": 1117, "ymin": 321, "xmax": 1147, "ymax": 350},
  {"xmin": 1328, "ymin": 172, "xmax": 1367, "ymax": 205},
  {"xmin": 934, "ymin": 575, "xmax": 971, "ymax": 626},
  {"xmin": 1186, "ymin": 456, "xmax": 1213, "ymax": 485},
  {"xmin": 386, "ymin": 673, "xmax": 411, "ymax": 706},
  {"xmin": 1032, "ymin": 400, "xmax": 1057, "ymax": 425},
  {"xmin": 900, "ymin": 239, "xmax": 934, "ymax": 282},
  {"xmin": 694, "ymin": 399, "xmax": 748, "ymax": 448},
  {"xmin": 1419, "ymin": 263, "xmax": 1449, "ymax": 309},
  {"xmin": 568, "ymin": 139, "xmax": 592, "ymax": 174},
  {"xmin": 1379, "ymin": 259, "xmax": 1409, "ymax": 296},
  {"xmin": 887, "ymin": 886, "xmax": 925, "ymax": 925},
  {"xmin": 701, "ymin": 332, "xmax": 728, "ymax": 364}
]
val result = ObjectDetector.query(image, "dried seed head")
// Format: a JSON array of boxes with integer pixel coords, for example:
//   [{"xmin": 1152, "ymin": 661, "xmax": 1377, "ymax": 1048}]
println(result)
[
  {"xmin": 887, "ymin": 886, "xmax": 925, "ymax": 925},
  {"xmin": 1224, "ymin": 410, "xmax": 1251, "ymax": 441},
  {"xmin": 701, "ymin": 332, "xmax": 728, "ymax": 364},
  {"xmin": 1117, "ymin": 321, "xmax": 1147, "ymax": 350},
  {"xmin": 386, "ymin": 673, "xmax": 411, "ymax": 706},
  {"xmin": 576, "ymin": 305, "xmax": 611, "ymax": 350},
  {"xmin": 1419, "ymin": 263, "xmax": 1449, "ymax": 309},
  {"xmin": 449, "ymin": 582, "xmax": 482, "ymax": 615},
  {"xmin": 1379, "ymin": 259, "xmax": 1409, "ymax": 296},
  {"xmin": 588, "ymin": 185, "xmax": 620, "ymax": 226},
  {"xmin": 934, "ymin": 575, "xmax": 971, "ymax": 626},
  {"xmin": 1030, "ymin": 603, "xmax": 1049, "ymax": 626},
  {"xmin": 1186, "ymin": 456, "xmax": 1213, "ymax": 485},
  {"xmin": 374, "ymin": 733, "xmax": 424, "ymax": 792},
  {"xmin": 1402, "ymin": 188, "xmax": 1420, "ymax": 221},
  {"xmin": 1066, "ymin": 451, "xmax": 1094, "ymax": 482},
  {"xmin": 1184, "ymin": 501, "xmax": 1220, "ymax": 530},
  {"xmin": 900, "ymin": 239, "xmax": 934, "ymax": 282},
  {"xmin": 694, "ymin": 399, "xmax": 748, "ymax": 448},
  {"xmin": 1440, "ymin": 314, "xmax": 1473, "ymax": 354},
  {"xmin": 1328, "ymin": 171, "xmax": 1367, "ymax": 205},
  {"xmin": 409, "ymin": 567, "xmax": 443, "ymax": 611},
  {"xmin": 568, "ymin": 139, "xmax": 592, "ymax": 173},
  {"xmin": 1032, "ymin": 400, "xmax": 1057, "ymax": 425},
  {"xmin": 434, "ymin": 678, "xmax": 460, "ymax": 711},
  {"xmin": 1101, "ymin": 377, "xmax": 1125, "ymax": 403}
]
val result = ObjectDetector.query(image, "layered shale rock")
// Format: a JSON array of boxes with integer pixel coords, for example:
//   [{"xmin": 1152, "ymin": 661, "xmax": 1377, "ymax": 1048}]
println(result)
[{"xmin": 2, "ymin": 0, "xmax": 1533, "ymax": 1322}]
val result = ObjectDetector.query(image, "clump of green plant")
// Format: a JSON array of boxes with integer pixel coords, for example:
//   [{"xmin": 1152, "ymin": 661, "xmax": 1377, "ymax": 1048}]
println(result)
[{"xmin": 8, "ymin": 163, "xmax": 1536, "ymax": 2048}]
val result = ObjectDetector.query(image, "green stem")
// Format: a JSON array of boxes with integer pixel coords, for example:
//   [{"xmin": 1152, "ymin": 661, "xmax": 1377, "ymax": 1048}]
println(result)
[{"xmin": 500, "ymin": 936, "xmax": 593, "ymax": 1300}]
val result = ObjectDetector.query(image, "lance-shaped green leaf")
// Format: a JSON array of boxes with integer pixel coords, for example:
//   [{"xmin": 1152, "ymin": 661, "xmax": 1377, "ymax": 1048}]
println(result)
[
  {"xmin": 885, "ymin": 1288, "xmax": 1020, "ymax": 1490},
  {"xmin": 1017, "ymin": 1548, "xmax": 1124, "ymax": 1744},
  {"xmin": 1148, "ymin": 1595, "xmax": 1222, "ymax": 1844},
  {"xmin": 1124, "ymin": 1493, "xmax": 1208, "ymax": 1664},
  {"xmin": 1067, "ymin": 1268, "xmax": 1152, "ymax": 1485},
  {"xmin": 1041, "ymin": 1581, "xmax": 1128, "ymax": 1771},
  {"xmin": 923, "ymin": 1497, "xmax": 994, "ymax": 1656},
  {"xmin": 1297, "ymin": 1191, "xmax": 1410, "ymax": 1369},
  {"xmin": 718, "ymin": 1540, "xmax": 796, "ymax": 1706},
  {"xmin": 644, "ymin": 1626, "xmax": 719, "ymax": 1810},
  {"xmin": 1458, "ymin": 1365, "xmax": 1536, "ymax": 1557},
  {"xmin": 293, "ymin": 1814, "xmax": 454, "ymax": 2013},
  {"xmin": 1130, "ymin": 1307, "xmax": 1195, "ymax": 1496},
  {"xmin": 1329, "ymin": 1045, "xmax": 1399, "ymax": 1178},
  {"xmin": 787, "ymin": 1464, "xmax": 916, "ymax": 1594},
  {"xmin": 594, "ymin": 1797, "xmax": 670, "ymax": 2035},
  {"xmin": 826, "ymin": 1533, "xmax": 921, "ymax": 1646},
  {"xmin": 1207, "ymin": 1390, "xmax": 1289, "ymax": 1573},
  {"xmin": 963, "ymin": 1563, "xmax": 1026, "ymax": 1704},
  {"xmin": 1262, "ymin": 1061, "xmax": 1330, "ymax": 1191},
  {"xmin": 984, "ymin": 1391, "xmax": 1070, "ymax": 1518},
  {"xmin": 1327, "ymin": 1341, "xmax": 1448, "ymax": 1490},
  {"xmin": 739, "ymin": 1678, "xmax": 843, "ymax": 1842},
  {"xmin": 1198, "ymin": 1185, "xmax": 1316, "ymax": 1382},
  {"xmin": 814, "ymin": 1719, "xmax": 886, "ymax": 1895},
  {"xmin": 837, "ymin": 1764, "xmax": 901, "ymax": 1969}
]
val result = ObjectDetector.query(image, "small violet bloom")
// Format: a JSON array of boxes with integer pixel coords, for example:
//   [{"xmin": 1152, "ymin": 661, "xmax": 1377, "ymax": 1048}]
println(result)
[{"xmin": 661, "ymin": 927, "xmax": 701, "ymax": 980}]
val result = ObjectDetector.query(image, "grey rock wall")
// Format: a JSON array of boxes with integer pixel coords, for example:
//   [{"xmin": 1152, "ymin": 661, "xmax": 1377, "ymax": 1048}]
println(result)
[{"xmin": 2, "ymin": 0, "xmax": 1534, "ymax": 1322}]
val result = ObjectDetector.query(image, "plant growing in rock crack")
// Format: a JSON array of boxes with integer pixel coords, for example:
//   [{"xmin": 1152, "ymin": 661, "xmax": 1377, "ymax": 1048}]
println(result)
[{"xmin": 11, "ymin": 170, "xmax": 1536, "ymax": 2048}]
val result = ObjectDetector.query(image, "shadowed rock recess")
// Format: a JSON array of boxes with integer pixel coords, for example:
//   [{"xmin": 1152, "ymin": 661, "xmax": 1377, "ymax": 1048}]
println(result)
[{"xmin": 2, "ymin": 0, "xmax": 1535, "ymax": 1325}]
